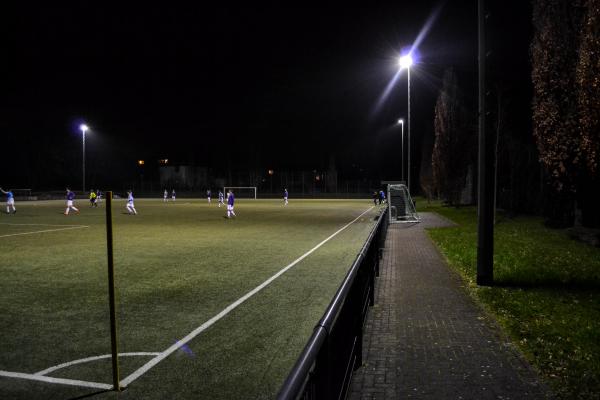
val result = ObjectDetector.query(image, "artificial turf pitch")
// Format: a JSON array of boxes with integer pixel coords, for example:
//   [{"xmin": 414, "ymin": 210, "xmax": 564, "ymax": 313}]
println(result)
[{"xmin": 0, "ymin": 198, "xmax": 380, "ymax": 399}]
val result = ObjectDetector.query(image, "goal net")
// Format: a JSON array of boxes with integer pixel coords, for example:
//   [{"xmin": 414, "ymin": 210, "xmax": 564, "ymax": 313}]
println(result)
[
  {"xmin": 387, "ymin": 184, "xmax": 420, "ymax": 223},
  {"xmin": 223, "ymin": 187, "xmax": 257, "ymax": 199}
]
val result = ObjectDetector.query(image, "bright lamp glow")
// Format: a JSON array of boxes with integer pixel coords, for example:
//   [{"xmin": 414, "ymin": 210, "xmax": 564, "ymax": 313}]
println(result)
[
  {"xmin": 398, "ymin": 119, "xmax": 404, "ymax": 124},
  {"xmin": 399, "ymin": 55, "xmax": 413, "ymax": 69},
  {"xmin": 80, "ymin": 124, "xmax": 89, "ymax": 133}
]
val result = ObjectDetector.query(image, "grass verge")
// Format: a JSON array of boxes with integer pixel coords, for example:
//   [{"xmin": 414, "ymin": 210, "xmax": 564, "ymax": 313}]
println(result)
[{"xmin": 416, "ymin": 199, "xmax": 600, "ymax": 400}]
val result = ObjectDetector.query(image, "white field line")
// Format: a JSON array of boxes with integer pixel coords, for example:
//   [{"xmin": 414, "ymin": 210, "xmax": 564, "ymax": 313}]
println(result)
[
  {"xmin": 0, "ymin": 225, "xmax": 89, "ymax": 238},
  {"xmin": 35, "ymin": 352, "xmax": 160, "ymax": 376},
  {"xmin": 0, "ymin": 223, "xmax": 88, "ymax": 227},
  {"xmin": 120, "ymin": 206, "xmax": 375, "ymax": 387},
  {"xmin": 0, "ymin": 370, "xmax": 113, "ymax": 390}
]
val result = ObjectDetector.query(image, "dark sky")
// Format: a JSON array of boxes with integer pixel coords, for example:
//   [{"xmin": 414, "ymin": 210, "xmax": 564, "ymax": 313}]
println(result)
[{"xmin": 1, "ymin": 2, "xmax": 531, "ymax": 189}]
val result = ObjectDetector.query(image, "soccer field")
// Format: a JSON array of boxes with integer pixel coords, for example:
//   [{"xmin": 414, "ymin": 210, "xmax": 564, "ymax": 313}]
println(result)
[{"xmin": 0, "ymin": 198, "xmax": 381, "ymax": 399}]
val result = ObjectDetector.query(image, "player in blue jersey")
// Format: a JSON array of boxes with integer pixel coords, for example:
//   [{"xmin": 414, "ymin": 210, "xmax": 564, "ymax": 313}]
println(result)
[
  {"xmin": 379, "ymin": 190, "xmax": 386, "ymax": 205},
  {"xmin": 64, "ymin": 188, "xmax": 80, "ymax": 215},
  {"xmin": 226, "ymin": 190, "xmax": 236, "ymax": 218},
  {"xmin": 0, "ymin": 188, "xmax": 16, "ymax": 214},
  {"xmin": 126, "ymin": 190, "xmax": 137, "ymax": 215},
  {"xmin": 207, "ymin": 189, "xmax": 212, "ymax": 204},
  {"xmin": 218, "ymin": 191, "xmax": 224, "ymax": 207},
  {"xmin": 283, "ymin": 188, "xmax": 288, "ymax": 205}
]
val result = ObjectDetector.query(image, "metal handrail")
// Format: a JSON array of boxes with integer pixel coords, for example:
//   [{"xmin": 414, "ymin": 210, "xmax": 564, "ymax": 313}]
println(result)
[{"xmin": 277, "ymin": 208, "xmax": 388, "ymax": 400}]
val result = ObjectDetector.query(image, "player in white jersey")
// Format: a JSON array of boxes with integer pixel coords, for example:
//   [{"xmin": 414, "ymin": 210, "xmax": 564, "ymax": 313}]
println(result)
[
  {"xmin": 218, "ymin": 191, "xmax": 224, "ymax": 207},
  {"xmin": 126, "ymin": 190, "xmax": 137, "ymax": 215},
  {"xmin": 0, "ymin": 188, "xmax": 16, "ymax": 214},
  {"xmin": 171, "ymin": 189, "xmax": 176, "ymax": 201},
  {"xmin": 163, "ymin": 189, "xmax": 168, "ymax": 202},
  {"xmin": 207, "ymin": 189, "xmax": 212, "ymax": 204}
]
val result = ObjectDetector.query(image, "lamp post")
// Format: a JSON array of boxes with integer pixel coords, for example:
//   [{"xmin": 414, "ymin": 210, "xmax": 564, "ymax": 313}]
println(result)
[
  {"xmin": 399, "ymin": 55, "xmax": 413, "ymax": 192},
  {"xmin": 397, "ymin": 119, "xmax": 404, "ymax": 182},
  {"xmin": 80, "ymin": 124, "xmax": 89, "ymax": 193}
]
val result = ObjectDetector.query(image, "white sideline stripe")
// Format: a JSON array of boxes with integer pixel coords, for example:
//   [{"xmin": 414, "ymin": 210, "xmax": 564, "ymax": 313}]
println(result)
[
  {"xmin": 0, "ymin": 223, "xmax": 88, "ymax": 227},
  {"xmin": 0, "ymin": 370, "xmax": 113, "ymax": 390},
  {"xmin": 120, "ymin": 206, "xmax": 375, "ymax": 387},
  {"xmin": 35, "ymin": 352, "xmax": 160, "ymax": 376},
  {"xmin": 0, "ymin": 226, "xmax": 89, "ymax": 238}
]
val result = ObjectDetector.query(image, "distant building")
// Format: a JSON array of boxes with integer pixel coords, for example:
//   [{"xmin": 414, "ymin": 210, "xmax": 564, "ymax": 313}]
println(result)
[{"xmin": 159, "ymin": 165, "xmax": 208, "ymax": 189}]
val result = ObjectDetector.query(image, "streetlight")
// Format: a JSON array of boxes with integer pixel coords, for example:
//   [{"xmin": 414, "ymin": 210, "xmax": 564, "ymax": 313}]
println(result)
[
  {"xmin": 397, "ymin": 118, "xmax": 404, "ymax": 182},
  {"xmin": 398, "ymin": 54, "xmax": 413, "ymax": 192},
  {"xmin": 80, "ymin": 124, "xmax": 89, "ymax": 193}
]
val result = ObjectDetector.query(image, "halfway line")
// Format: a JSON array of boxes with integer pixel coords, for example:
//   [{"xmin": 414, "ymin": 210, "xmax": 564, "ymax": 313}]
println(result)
[
  {"xmin": 0, "ymin": 223, "xmax": 88, "ymax": 227},
  {"xmin": 120, "ymin": 206, "xmax": 375, "ymax": 387},
  {"xmin": 0, "ymin": 226, "xmax": 89, "ymax": 238}
]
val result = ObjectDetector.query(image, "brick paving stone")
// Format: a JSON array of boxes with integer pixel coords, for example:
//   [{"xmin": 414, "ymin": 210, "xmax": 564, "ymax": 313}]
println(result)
[{"xmin": 349, "ymin": 212, "xmax": 552, "ymax": 400}]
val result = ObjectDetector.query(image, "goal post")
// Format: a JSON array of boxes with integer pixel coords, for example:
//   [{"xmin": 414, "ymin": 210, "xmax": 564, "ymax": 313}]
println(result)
[
  {"xmin": 387, "ymin": 184, "xmax": 420, "ymax": 223},
  {"xmin": 223, "ymin": 187, "xmax": 257, "ymax": 199}
]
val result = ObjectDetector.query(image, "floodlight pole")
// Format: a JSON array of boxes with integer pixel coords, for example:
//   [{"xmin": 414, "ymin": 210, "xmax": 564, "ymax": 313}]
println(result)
[
  {"xmin": 476, "ymin": 0, "xmax": 494, "ymax": 286},
  {"xmin": 407, "ymin": 67, "xmax": 411, "ymax": 192},
  {"xmin": 400, "ymin": 120, "xmax": 404, "ymax": 182},
  {"xmin": 82, "ymin": 130, "xmax": 86, "ymax": 193}
]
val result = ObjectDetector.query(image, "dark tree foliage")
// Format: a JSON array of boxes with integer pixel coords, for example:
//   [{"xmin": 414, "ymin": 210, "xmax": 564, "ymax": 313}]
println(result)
[
  {"xmin": 532, "ymin": 0, "xmax": 600, "ymax": 227},
  {"xmin": 531, "ymin": 0, "xmax": 584, "ymax": 191},
  {"xmin": 432, "ymin": 69, "xmax": 475, "ymax": 205},
  {"xmin": 576, "ymin": 0, "xmax": 600, "ymax": 227},
  {"xmin": 577, "ymin": 0, "xmax": 600, "ymax": 174},
  {"xmin": 531, "ymin": 0, "xmax": 584, "ymax": 226}
]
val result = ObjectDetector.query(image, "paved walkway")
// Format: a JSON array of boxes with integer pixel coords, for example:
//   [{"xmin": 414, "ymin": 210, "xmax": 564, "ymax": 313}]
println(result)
[{"xmin": 349, "ymin": 212, "xmax": 551, "ymax": 400}]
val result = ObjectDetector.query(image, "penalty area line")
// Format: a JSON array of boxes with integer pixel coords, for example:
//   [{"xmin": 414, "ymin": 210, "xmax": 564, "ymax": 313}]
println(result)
[
  {"xmin": 120, "ymin": 206, "xmax": 375, "ymax": 387},
  {"xmin": 0, "ymin": 225, "xmax": 89, "ymax": 238}
]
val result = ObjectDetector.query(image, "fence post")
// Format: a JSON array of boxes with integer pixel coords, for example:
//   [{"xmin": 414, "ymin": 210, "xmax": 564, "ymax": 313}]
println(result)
[{"xmin": 105, "ymin": 191, "xmax": 120, "ymax": 391}]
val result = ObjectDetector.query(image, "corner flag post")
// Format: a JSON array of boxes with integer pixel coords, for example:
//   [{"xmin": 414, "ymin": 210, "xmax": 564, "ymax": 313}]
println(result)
[{"xmin": 105, "ymin": 191, "xmax": 121, "ymax": 390}]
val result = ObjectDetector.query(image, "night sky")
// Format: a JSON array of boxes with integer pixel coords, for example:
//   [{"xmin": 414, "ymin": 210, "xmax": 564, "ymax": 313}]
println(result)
[{"xmin": 1, "ymin": 2, "xmax": 531, "ymax": 189}]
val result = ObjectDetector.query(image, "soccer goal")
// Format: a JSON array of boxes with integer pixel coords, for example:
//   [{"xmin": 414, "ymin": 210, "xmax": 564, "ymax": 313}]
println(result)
[
  {"xmin": 387, "ymin": 184, "xmax": 420, "ymax": 223},
  {"xmin": 223, "ymin": 187, "xmax": 257, "ymax": 199}
]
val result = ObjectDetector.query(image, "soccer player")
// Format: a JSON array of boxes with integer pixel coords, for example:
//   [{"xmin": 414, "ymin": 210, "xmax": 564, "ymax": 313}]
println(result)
[
  {"xmin": 283, "ymin": 188, "xmax": 288, "ymax": 205},
  {"xmin": 379, "ymin": 190, "xmax": 386, "ymax": 205},
  {"xmin": 0, "ymin": 188, "xmax": 16, "ymax": 214},
  {"xmin": 89, "ymin": 189, "xmax": 98, "ymax": 207},
  {"xmin": 64, "ymin": 188, "xmax": 79, "ymax": 215},
  {"xmin": 171, "ymin": 189, "xmax": 176, "ymax": 202},
  {"xmin": 207, "ymin": 189, "xmax": 211, "ymax": 203},
  {"xmin": 218, "ymin": 190, "xmax": 224, "ymax": 207},
  {"xmin": 163, "ymin": 189, "xmax": 168, "ymax": 202},
  {"xmin": 226, "ymin": 190, "xmax": 236, "ymax": 218},
  {"xmin": 126, "ymin": 190, "xmax": 137, "ymax": 215}
]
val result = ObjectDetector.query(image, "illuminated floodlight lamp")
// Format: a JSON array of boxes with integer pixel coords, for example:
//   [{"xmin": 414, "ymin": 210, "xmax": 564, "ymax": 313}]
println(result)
[
  {"xmin": 138, "ymin": 160, "xmax": 145, "ymax": 166},
  {"xmin": 398, "ymin": 118, "xmax": 404, "ymax": 125},
  {"xmin": 80, "ymin": 124, "xmax": 89, "ymax": 133},
  {"xmin": 398, "ymin": 54, "xmax": 413, "ymax": 70}
]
